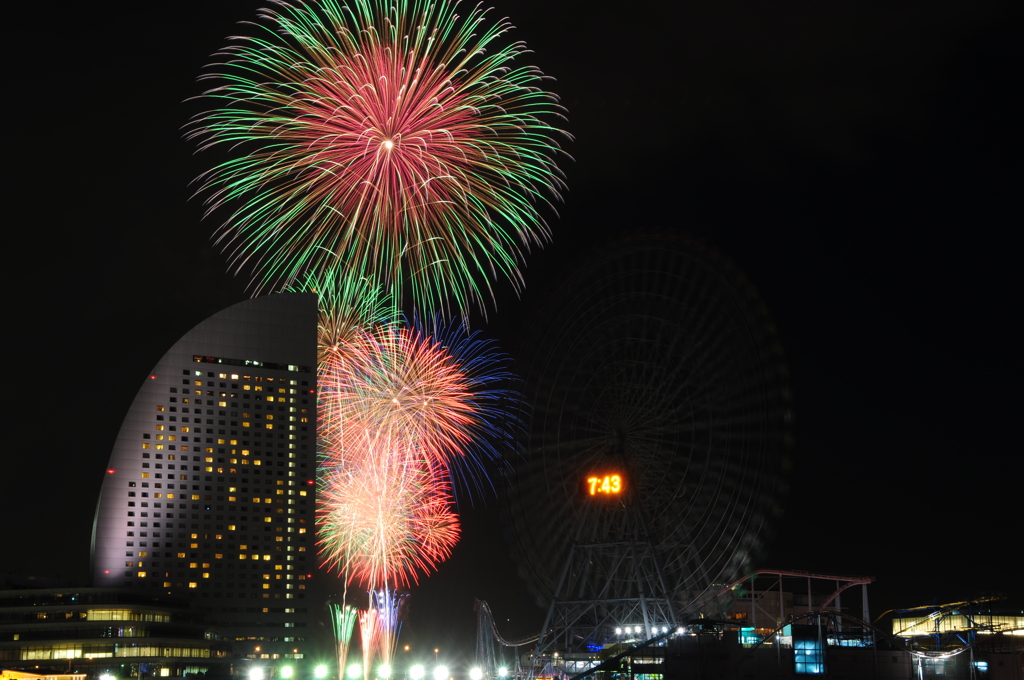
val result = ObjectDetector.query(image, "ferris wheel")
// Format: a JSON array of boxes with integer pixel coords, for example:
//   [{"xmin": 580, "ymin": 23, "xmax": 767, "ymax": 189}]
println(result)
[{"xmin": 501, "ymin": 231, "xmax": 793, "ymax": 652}]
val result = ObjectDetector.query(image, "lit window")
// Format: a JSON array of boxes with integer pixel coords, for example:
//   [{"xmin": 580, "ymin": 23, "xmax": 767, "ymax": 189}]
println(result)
[{"xmin": 189, "ymin": 582, "xmax": 198, "ymax": 589}]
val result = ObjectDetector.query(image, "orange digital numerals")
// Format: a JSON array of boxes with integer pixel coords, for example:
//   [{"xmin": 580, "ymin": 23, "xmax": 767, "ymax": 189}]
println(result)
[{"xmin": 586, "ymin": 474, "xmax": 623, "ymax": 495}]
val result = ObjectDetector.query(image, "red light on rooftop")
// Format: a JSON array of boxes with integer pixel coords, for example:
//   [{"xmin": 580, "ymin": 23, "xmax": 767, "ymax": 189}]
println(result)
[
  {"xmin": 107, "ymin": 469, "xmax": 116, "ymax": 474},
  {"xmin": 150, "ymin": 375, "xmax": 158, "ymax": 380},
  {"xmin": 104, "ymin": 570, "xmax": 110, "ymax": 574}
]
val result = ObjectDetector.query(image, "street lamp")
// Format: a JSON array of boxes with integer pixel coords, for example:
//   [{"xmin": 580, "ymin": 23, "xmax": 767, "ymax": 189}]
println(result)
[
  {"xmin": 432, "ymin": 667, "xmax": 447, "ymax": 680},
  {"xmin": 315, "ymin": 666, "xmax": 328, "ymax": 679},
  {"xmin": 379, "ymin": 664, "xmax": 392, "ymax": 679},
  {"xmin": 250, "ymin": 669, "xmax": 264, "ymax": 680},
  {"xmin": 470, "ymin": 669, "xmax": 483, "ymax": 680},
  {"xmin": 347, "ymin": 664, "xmax": 362, "ymax": 680},
  {"xmin": 497, "ymin": 669, "xmax": 508, "ymax": 679},
  {"xmin": 281, "ymin": 668, "xmax": 294, "ymax": 679},
  {"xmin": 410, "ymin": 666, "xmax": 424, "ymax": 680}
]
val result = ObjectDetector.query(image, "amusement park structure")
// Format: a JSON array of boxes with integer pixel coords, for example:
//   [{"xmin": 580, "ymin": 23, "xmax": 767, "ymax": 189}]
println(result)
[
  {"xmin": 475, "ymin": 583, "xmax": 1024, "ymax": 680},
  {"xmin": 489, "ymin": 234, "xmax": 1020, "ymax": 677},
  {"xmin": 502, "ymin": 233, "xmax": 793, "ymax": 657}
]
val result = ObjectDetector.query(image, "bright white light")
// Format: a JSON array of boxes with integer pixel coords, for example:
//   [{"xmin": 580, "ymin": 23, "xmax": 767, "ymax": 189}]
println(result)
[
  {"xmin": 497, "ymin": 668, "xmax": 508, "ymax": 678},
  {"xmin": 281, "ymin": 668, "xmax": 294, "ymax": 679},
  {"xmin": 315, "ymin": 666, "xmax": 328, "ymax": 679},
  {"xmin": 410, "ymin": 666, "xmax": 425, "ymax": 680},
  {"xmin": 100, "ymin": 675, "xmax": 115, "ymax": 680},
  {"xmin": 384, "ymin": 140, "xmax": 394, "ymax": 150},
  {"xmin": 348, "ymin": 664, "xmax": 362, "ymax": 679},
  {"xmin": 250, "ymin": 669, "xmax": 264, "ymax": 680},
  {"xmin": 661, "ymin": 626, "xmax": 668, "ymax": 633},
  {"xmin": 379, "ymin": 664, "xmax": 392, "ymax": 679},
  {"xmin": 470, "ymin": 669, "xmax": 483, "ymax": 680},
  {"xmin": 615, "ymin": 627, "xmax": 622, "ymax": 635},
  {"xmin": 676, "ymin": 627, "xmax": 684, "ymax": 635},
  {"xmin": 433, "ymin": 666, "xmax": 448, "ymax": 680}
]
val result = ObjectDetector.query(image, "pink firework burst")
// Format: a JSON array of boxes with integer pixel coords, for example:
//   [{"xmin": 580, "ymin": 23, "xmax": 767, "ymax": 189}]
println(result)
[{"xmin": 192, "ymin": 0, "xmax": 568, "ymax": 314}]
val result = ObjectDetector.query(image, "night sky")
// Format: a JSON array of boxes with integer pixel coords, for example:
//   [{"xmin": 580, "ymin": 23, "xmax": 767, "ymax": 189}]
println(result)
[{"xmin": 8, "ymin": 0, "xmax": 1019, "ymax": 668}]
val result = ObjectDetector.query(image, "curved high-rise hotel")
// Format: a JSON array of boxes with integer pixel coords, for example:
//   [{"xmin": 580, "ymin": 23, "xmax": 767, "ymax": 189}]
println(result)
[{"xmin": 91, "ymin": 293, "xmax": 321, "ymax": 663}]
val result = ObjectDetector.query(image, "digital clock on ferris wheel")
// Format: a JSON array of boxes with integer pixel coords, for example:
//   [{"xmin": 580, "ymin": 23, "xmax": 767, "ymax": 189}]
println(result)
[{"xmin": 585, "ymin": 473, "xmax": 624, "ymax": 496}]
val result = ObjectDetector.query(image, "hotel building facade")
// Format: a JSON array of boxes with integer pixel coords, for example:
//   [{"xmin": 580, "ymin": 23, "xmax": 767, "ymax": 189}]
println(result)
[{"xmin": 90, "ymin": 293, "xmax": 325, "ymax": 665}]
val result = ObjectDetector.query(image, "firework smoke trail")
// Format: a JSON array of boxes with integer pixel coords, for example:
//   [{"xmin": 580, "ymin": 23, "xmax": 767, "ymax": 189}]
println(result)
[
  {"xmin": 329, "ymin": 603, "xmax": 358, "ymax": 678},
  {"xmin": 191, "ymin": 0, "xmax": 568, "ymax": 316},
  {"xmin": 370, "ymin": 590, "xmax": 405, "ymax": 678},
  {"xmin": 359, "ymin": 607, "xmax": 381, "ymax": 680}
]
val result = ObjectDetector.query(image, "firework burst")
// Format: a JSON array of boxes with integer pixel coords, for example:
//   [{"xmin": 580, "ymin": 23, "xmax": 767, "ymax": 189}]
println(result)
[
  {"xmin": 317, "ymin": 434, "xmax": 461, "ymax": 587},
  {"xmin": 191, "ymin": 0, "xmax": 568, "ymax": 315},
  {"xmin": 319, "ymin": 315, "xmax": 520, "ymax": 488},
  {"xmin": 315, "ymin": 314, "xmax": 519, "ymax": 585}
]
